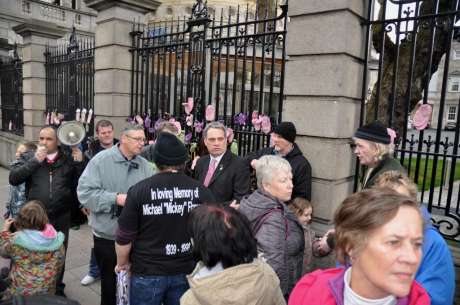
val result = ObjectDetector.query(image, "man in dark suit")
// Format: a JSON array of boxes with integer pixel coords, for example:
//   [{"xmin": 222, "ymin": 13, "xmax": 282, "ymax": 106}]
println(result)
[{"xmin": 194, "ymin": 122, "xmax": 250, "ymax": 204}]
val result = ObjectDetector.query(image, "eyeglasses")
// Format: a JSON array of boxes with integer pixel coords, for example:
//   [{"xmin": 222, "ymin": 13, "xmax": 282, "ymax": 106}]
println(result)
[{"xmin": 126, "ymin": 134, "xmax": 146, "ymax": 143}]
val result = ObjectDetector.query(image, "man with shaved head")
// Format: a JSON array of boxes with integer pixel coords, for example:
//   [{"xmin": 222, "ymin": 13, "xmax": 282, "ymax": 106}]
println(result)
[{"xmin": 9, "ymin": 125, "xmax": 84, "ymax": 296}]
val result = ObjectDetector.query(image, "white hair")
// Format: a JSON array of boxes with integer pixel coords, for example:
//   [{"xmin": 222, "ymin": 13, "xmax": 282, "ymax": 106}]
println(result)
[{"xmin": 255, "ymin": 155, "xmax": 292, "ymax": 190}]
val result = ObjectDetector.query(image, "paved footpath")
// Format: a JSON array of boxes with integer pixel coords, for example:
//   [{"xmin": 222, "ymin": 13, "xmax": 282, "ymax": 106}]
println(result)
[{"xmin": 0, "ymin": 167, "xmax": 100, "ymax": 305}]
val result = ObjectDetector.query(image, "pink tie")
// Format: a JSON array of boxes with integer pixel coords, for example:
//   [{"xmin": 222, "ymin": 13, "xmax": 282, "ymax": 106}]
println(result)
[{"xmin": 203, "ymin": 159, "xmax": 217, "ymax": 187}]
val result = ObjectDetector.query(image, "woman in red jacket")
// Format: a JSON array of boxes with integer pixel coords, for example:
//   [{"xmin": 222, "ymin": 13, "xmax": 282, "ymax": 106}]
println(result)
[{"xmin": 289, "ymin": 188, "xmax": 430, "ymax": 305}]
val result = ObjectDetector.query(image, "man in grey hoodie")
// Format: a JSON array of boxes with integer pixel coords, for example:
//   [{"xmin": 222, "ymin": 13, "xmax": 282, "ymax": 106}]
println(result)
[{"xmin": 77, "ymin": 124, "xmax": 155, "ymax": 305}]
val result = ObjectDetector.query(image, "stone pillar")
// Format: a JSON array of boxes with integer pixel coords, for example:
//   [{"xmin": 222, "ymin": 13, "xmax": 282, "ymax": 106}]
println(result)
[
  {"xmin": 13, "ymin": 21, "xmax": 66, "ymax": 141},
  {"xmin": 284, "ymin": 1, "xmax": 368, "ymax": 230},
  {"xmin": 84, "ymin": 0, "xmax": 160, "ymax": 136}
]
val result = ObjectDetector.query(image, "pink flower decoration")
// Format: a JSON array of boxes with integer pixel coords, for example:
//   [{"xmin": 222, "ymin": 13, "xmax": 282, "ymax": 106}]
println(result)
[
  {"xmin": 75, "ymin": 109, "xmax": 80, "ymax": 122},
  {"xmin": 252, "ymin": 117, "xmax": 262, "ymax": 131},
  {"xmin": 386, "ymin": 128, "xmax": 397, "ymax": 144},
  {"xmin": 205, "ymin": 104, "xmax": 216, "ymax": 122},
  {"xmin": 169, "ymin": 118, "xmax": 181, "ymax": 134},
  {"xmin": 186, "ymin": 114, "xmax": 194, "ymax": 126},
  {"xmin": 194, "ymin": 121, "xmax": 204, "ymax": 133},
  {"xmin": 144, "ymin": 116, "xmax": 151, "ymax": 128},
  {"xmin": 260, "ymin": 115, "xmax": 271, "ymax": 134},
  {"xmin": 50, "ymin": 112, "xmax": 56, "ymax": 125},
  {"xmin": 412, "ymin": 104, "xmax": 433, "ymax": 131},
  {"xmin": 227, "ymin": 127, "xmax": 234, "ymax": 143},
  {"xmin": 185, "ymin": 132, "xmax": 193, "ymax": 144},
  {"xmin": 183, "ymin": 97, "xmax": 194, "ymax": 115},
  {"xmin": 135, "ymin": 115, "xmax": 143, "ymax": 126},
  {"xmin": 251, "ymin": 111, "xmax": 260, "ymax": 129}
]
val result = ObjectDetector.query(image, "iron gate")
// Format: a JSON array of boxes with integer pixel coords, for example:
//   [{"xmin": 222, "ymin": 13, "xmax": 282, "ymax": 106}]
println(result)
[
  {"xmin": 0, "ymin": 45, "xmax": 23, "ymax": 135},
  {"xmin": 359, "ymin": 0, "xmax": 460, "ymax": 241},
  {"xmin": 45, "ymin": 28, "xmax": 95, "ymax": 135},
  {"xmin": 130, "ymin": 0, "xmax": 287, "ymax": 155}
]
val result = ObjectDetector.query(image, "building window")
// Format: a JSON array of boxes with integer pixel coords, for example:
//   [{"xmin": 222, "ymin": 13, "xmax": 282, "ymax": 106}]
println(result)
[
  {"xmin": 22, "ymin": 1, "xmax": 31, "ymax": 14},
  {"xmin": 166, "ymin": 6, "xmax": 173, "ymax": 15},
  {"xmin": 448, "ymin": 106, "xmax": 457, "ymax": 121},
  {"xmin": 450, "ymin": 78, "xmax": 460, "ymax": 92}
]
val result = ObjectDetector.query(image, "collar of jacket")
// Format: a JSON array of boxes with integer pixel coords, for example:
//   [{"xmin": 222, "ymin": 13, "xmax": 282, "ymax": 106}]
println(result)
[
  {"xmin": 47, "ymin": 148, "xmax": 69, "ymax": 168},
  {"xmin": 111, "ymin": 144, "xmax": 140, "ymax": 164},
  {"xmin": 328, "ymin": 267, "xmax": 410, "ymax": 305},
  {"xmin": 272, "ymin": 143, "xmax": 302, "ymax": 159},
  {"xmin": 257, "ymin": 189, "xmax": 287, "ymax": 209}
]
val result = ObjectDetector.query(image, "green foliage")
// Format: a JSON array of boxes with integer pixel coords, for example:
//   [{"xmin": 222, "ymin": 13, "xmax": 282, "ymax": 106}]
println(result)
[{"xmin": 401, "ymin": 157, "xmax": 460, "ymax": 191}]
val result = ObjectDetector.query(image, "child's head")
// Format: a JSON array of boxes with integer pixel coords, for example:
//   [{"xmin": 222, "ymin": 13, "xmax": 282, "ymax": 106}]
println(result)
[
  {"xmin": 289, "ymin": 197, "xmax": 313, "ymax": 226},
  {"xmin": 373, "ymin": 171, "xmax": 417, "ymax": 199},
  {"xmin": 15, "ymin": 142, "xmax": 37, "ymax": 160},
  {"xmin": 15, "ymin": 200, "xmax": 48, "ymax": 231},
  {"xmin": 15, "ymin": 144, "xmax": 26, "ymax": 160}
]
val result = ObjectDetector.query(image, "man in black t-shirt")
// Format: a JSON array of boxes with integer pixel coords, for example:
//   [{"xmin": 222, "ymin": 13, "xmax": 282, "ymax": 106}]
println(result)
[{"xmin": 115, "ymin": 132, "xmax": 214, "ymax": 305}]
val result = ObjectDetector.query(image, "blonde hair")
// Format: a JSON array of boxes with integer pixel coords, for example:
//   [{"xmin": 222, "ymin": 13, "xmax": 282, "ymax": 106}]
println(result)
[
  {"xmin": 289, "ymin": 197, "xmax": 312, "ymax": 217},
  {"xmin": 353, "ymin": 137, "xmax": 394, "ymax": 163},
  {"xmin": 374, "ymin": 171, "xmax": 417, "ymax": 199}
]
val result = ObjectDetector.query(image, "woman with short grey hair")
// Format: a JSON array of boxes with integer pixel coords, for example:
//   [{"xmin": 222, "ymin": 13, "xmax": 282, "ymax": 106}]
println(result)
[{"xmin": 239, "ymin": 155, "xmax": 304, "ymax": 299}]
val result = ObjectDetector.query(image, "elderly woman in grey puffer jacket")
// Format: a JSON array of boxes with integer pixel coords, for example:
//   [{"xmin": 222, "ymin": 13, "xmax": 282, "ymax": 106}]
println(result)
[{"xmin": 239, "ymin": 155, "xmax": 304, "ymax": 299}]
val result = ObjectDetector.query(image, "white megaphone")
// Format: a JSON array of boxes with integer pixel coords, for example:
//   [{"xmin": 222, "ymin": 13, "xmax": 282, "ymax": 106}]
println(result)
[{"xmin": 57, "ymin": 121, "xmax": 86, "ymax": 147}]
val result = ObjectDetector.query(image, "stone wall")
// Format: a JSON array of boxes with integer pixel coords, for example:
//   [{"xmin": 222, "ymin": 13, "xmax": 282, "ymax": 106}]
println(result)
[
  {"xmin": 284, "ymin": 0, "xmax": 368, "ymax": 231},
  {"xmin": 0, "ymin": 131, "xmax": 25, "ymax": 168}
]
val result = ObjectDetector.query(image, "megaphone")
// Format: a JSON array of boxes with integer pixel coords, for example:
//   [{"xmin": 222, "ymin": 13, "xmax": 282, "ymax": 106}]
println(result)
[{"xmin": 57, "ymin": 121, "xmax": 86, "ymax": 146}]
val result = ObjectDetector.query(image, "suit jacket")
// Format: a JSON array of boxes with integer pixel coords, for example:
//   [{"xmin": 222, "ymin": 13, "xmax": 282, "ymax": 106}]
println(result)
[{"xmin": 194, "ymin": 150, "xmax": 250, "ymax": 204}]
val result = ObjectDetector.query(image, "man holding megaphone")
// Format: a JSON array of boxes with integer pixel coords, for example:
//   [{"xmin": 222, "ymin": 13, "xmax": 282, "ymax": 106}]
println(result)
[{"xmin": 9, "ymin": 125, "xmax": 85, "ymax": 297}]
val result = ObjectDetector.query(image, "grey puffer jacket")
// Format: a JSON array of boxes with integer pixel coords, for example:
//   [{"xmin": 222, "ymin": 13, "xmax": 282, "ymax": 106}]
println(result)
[
  {"xmin": 239, "ymin": 190, "xmax": 289, "ymax": 296},
  {"xmin": 285, "ymin": 209, "xmax": 305, "ymax": 295}
]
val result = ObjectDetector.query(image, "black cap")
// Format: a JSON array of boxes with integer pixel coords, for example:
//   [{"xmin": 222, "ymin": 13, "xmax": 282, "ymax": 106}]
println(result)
[
  {"xmin": 354, "ymin": 121, "xmax": 390, "ymax": 144},
  {"xmin": 272, "ymin": 122, "xmax": 296, "ymax": 143},
  {"xmin": 153, "ymin": 132, "xmax": 188, "ymax": 166}
]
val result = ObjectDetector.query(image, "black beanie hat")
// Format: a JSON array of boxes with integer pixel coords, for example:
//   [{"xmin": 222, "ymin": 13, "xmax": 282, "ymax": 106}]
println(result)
[
  {"xmin": 153, "ymin": 132, "xmax": 188, "ymax": 166},
  {"xmin": 272, "ymin": 122, "xmax": 297, "ymax": 143},
  {"xmin": 354, "ymin": 121, "xmax": 390, "ymax": 144}
]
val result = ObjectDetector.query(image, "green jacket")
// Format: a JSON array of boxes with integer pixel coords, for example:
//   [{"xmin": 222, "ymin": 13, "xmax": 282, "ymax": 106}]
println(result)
[{"xmin": 362, "ymin": 155, "xmax": 406, "ymax": 189}]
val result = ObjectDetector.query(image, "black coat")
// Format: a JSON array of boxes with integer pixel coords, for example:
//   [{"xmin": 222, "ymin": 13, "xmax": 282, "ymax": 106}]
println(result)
[
  {"xmin": 245, "ymin": 144, "xmax": 312, "ymax": 201},
  {"xmin": 9, "ymin": 148, "xmax": 84, "ymax": 218},
  {"xmin": 194, "ymin": 150, "xmax": 250, "ymax": 204}
]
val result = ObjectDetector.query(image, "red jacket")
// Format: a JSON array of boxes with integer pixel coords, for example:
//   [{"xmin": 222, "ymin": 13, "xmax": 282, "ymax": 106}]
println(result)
[{"xmin": 288, "ymin": 268, "xmax": 430, "ymax": 305}]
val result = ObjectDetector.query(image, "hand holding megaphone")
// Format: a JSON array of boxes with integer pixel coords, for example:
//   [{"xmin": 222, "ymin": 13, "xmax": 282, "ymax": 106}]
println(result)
[
  {"xmin": 71, "ymin": 146, "xmax": 83, "ymax": 162},
  {"xmin": 35, "ymin": 145, "xmax": 47, "ymax": 163}
]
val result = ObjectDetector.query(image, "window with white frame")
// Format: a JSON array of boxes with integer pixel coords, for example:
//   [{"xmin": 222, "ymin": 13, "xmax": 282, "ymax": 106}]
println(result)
[
  {"xmin": 450, "ymin": 78, "xmax": 460, "ymax": 92},
  {"xmin": 448, "ymin": 105, "xmax": 457, "ymax": 121}
]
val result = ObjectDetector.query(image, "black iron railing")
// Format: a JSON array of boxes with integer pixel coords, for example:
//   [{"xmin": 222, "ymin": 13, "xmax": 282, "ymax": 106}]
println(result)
[
  {"xmin": 45, "ymin": 27, "xmax": 95, "ymax": 135},
  {"xmin": 130, "ymin": 0, "xmax": 287, "ymax": 154},
  {"xmin": 358, "ymin": 0, "xmax": 460, "ymax": 240},
  {"xmin": 0, "ymin": 46, "xmax": 23, "ymax": 135}
]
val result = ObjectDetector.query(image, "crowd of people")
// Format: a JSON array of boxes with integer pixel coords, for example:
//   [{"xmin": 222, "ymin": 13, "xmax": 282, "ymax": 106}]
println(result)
[{"xmin": 1, "ymin": 118, "xmax": 456, "ymax": 305}]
